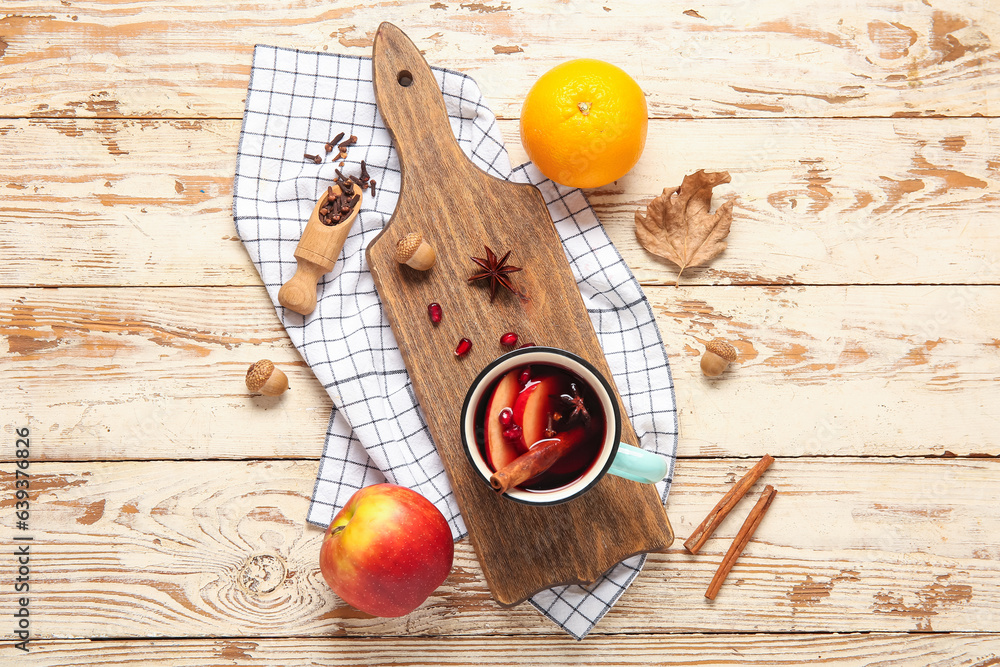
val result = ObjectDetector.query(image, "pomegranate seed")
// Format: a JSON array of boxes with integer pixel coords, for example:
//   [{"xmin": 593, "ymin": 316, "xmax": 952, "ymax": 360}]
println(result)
[
  {"xmin": 503, "ymin": 424, "xmax": 523, "ymax": 441},
  {"xmin": 454, "ymin": 337, "xmax": 472, "ymax": 357},
  {"xmin": 427, "ymin": 302, "xmax": 442, "ymax": 324},
  {"xmin": 518, "ymin": 342, "xmax": 536, "ymax": 349},
  {"xmin": 518, "ymin": 366, "xmax": 531, "ymax": 386},
  {"xmin": 498, "ymin": 407, "xmax": 513, "ymax": 428},
  {"xmin": 500, "ymin": 331, "xmax": 518, "ymax": 347}
]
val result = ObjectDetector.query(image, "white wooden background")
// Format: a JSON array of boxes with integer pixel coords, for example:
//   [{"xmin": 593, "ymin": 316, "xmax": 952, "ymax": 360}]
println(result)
[{"xmin": 2, "ymin": 0, "xmax": 999, "ymax": 664}]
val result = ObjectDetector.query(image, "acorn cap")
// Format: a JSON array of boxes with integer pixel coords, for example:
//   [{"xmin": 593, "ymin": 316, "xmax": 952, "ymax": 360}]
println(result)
[
  {"xmin": 394, "ymin": 232, "xmax": 423, "ymax": 263},
  {"xmin": 246, "ymin": 359, "xmax": 275, "ymax": 392},
  {"xmin": 705, "ymin": 339, "xmax": 738, "ymax": 362}
]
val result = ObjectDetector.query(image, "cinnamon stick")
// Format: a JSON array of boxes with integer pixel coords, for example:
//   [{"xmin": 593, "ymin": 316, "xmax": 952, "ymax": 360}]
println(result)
[
  {"xmin": 684, "ymin": 454, "xmax": 774, "ymax": 554},
  {"xmin": 705, "ymin": 484, "xmax": 776, "ymax": 600},
  {"xmin": 489, "ymin": 437, "xmax": 575, "ymax": 494}
]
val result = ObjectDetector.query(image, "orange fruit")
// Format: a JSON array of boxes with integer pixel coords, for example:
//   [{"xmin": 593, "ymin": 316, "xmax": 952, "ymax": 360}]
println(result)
[{"xmin": 520, "ymin": 59, "xmax": 648, "ymax": 189}]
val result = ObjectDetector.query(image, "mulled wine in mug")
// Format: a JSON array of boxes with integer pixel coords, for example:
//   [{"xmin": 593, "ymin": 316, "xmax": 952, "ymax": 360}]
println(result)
[{"xmin": 460, "ymin": 347, "xmax": 668, "ymax": 505}]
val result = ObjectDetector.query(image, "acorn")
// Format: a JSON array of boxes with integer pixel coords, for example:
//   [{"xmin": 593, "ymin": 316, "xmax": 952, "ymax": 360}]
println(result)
[
  {"xmin": 246, "ymin": 360, "xmax": 289, "ymax": 396},
  {"xmin": 394, "ymin": 232, "xmax": 436, "ymax": 271},
  {"xmin": 700, "ymin": 339, "xmax": 738, "ymax": 377}
]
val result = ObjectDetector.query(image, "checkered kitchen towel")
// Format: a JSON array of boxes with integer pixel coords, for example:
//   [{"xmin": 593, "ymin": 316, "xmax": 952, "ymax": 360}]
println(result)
[{"xmin": 233, "ymin": 45, "xmax": 677, "ymax": 640}]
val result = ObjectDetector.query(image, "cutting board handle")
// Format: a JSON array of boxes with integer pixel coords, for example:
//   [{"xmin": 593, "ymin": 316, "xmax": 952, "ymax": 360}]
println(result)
[{"xmin": 372, "ymin": 23, "xmax": 471, "ymax": 182}]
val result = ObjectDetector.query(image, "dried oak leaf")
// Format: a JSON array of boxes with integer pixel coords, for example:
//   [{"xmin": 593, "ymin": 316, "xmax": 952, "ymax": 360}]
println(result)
[{"xmin": 635, "ymin": 169, "xmax": 736, "ymax": 285}]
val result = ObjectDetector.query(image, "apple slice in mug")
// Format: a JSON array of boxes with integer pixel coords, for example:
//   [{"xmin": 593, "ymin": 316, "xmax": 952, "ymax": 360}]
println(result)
[
  {"xmin": 512, "ymin": 375, "xmax": 560, "ymax": 447},
  {"xmin": 484, "ymin": 369, "xmax": 522, "ymax": 471}
]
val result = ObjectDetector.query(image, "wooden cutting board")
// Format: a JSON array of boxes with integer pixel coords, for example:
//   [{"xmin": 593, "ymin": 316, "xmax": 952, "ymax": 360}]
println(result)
[{"xmin": 366, "ymin": 22, "xmax": 673, "ymax": 606}]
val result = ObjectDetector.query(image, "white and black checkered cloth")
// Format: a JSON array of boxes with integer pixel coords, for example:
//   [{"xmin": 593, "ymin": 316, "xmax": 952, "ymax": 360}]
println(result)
[{"xmin": 233, "ymin": 45, "xmax": 677, "ymax": 640}]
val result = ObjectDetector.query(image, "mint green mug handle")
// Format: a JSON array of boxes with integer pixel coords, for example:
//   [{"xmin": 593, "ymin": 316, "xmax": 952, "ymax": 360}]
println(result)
[{"xmin": 607, "ymin": 443, "xmax": 669, "ymax": 484}]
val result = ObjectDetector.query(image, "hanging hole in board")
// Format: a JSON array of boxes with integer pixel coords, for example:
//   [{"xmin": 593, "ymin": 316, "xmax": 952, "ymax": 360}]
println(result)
[{"xmin": 397, "ymin": 70, "xmax": 413, "ymax": 87}]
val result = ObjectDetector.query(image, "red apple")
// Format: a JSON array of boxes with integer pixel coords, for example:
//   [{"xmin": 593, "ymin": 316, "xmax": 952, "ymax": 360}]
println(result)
[
  {"xmin": 512, "ymin": 375, "xmax": 559, "ymax": 447},
  {"xmin": 484, "ymin": 369, "xmax": 522, "ymax": 470},
  {"xmin": 319, "ymin": 484, "xmax": 454, "ymax": 617}
]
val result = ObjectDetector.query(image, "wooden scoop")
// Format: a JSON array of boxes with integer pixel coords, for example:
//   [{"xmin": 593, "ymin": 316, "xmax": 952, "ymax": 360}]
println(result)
[{"xmin": 278, "ymin": 185, "xmax": 361, "ymax": 315}]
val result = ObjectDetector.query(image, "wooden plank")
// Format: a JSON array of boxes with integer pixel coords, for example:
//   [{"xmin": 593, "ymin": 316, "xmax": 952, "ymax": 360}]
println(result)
[
  {"xmin": 512, "ymin": 118, "xmax": 1000, "ymax": 287},
  {"xmin": 19, "ymin": 634, "xmax": 1000, "ymax": 666},
  {"xmin": 649, "ymin": 285, "xmax": 1000, "ymax": 458},
  {"xmin": 2, "ymin": 458, "xmax": 999, "ymax": 637},
  {"xmin": 1, "ymin": 287, "xmax": 331, "ymax": 461},
  {"xmin": 2, "ymin": 117, "xmax": 998, "ymax": 287},
  {"xmin": 3, "ymin": 284, "xmax": 998, "ymax": 460},
  {"xmin": 1, "ymin": 1, "xmax": 997, "ymax": 119},
  {"xmin": 0, "ymin": 118, "xmax": 258, "ymax": 287}
]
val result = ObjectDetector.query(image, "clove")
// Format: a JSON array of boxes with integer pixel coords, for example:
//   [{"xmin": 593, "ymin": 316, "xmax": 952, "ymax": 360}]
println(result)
[{"xmin": 338, "ymin": 135, "xmax": 358, "ymax": 153}]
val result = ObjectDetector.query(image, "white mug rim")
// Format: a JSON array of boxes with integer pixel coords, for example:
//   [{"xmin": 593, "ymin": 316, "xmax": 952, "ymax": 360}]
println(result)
[{"xmin": 459, "ymin": 346, "xmax": 622, "ymax": 505}]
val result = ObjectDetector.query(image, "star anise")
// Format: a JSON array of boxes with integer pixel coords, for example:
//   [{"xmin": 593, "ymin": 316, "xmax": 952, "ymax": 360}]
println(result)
[
  {"xmin": 468, "ymin": 245, "xmax": 522, "ymax": 301},
  {"xmin": 554, "ymin": 382, "xmax": 591, "ymax": 427}
]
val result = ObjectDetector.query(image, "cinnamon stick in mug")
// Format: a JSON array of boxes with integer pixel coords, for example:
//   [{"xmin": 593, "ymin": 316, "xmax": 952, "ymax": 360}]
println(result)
[
  {"xmin": 489, "ymin": 437, "xmax": 577, "ymax": 494},
  {"xmin": 684, "ymin": 454, "xmax": 774, "ymax": 554}
]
